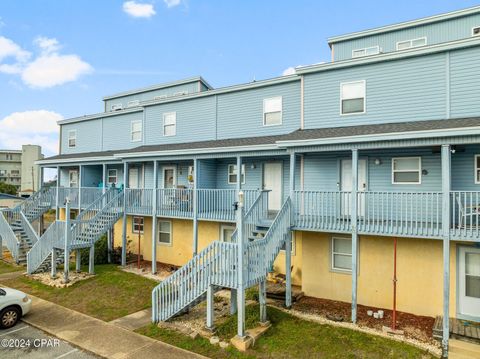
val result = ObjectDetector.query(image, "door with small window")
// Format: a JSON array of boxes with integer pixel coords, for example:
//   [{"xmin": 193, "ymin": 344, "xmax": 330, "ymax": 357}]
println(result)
[{"xmin": 458, "ymin": 246, "xmax": 480, "ymax": 319}]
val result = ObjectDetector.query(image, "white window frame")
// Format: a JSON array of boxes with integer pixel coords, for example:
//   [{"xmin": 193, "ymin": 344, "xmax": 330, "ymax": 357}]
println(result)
[
  {"xmin": 157, "ymin": 219, "xmax": 172, "ymax": 246},
  {"xmin": 473, "ymin": 26, "xmax": 480, "ymax": 36},
  {"xmin": 162, "ymin": 166, "xmax": 177, "ymax": 189},
  {"xmin": 68, "ymin": 130, "xmax": 77, "ymax": 148},
  {"xmin": 107, "ymin": 169, "xmax": 118, "ymax": 185},
  {"xmin": 331, "ymin": 236, "xmax": 352, "ymax": 273},
  {"xmin": 352, "ymin": 45, "xmax": 380, "ymax": 58},
  {"xmin": 340, "ymin": 80, "xmax": 366, "ymax": 116},
  {"xmin": 111, "ymin": 103, "xmax": 123, "ymax": 111},
  {"xmin": 392, "ymin": 157, "xmax": 422, "ymax": 185},
  {"xmin": 130, "ymin": 120, "xmax": 142, "ymax": 142},
  {"xmin": 227, "ymin": 164, "xmax": 246, "ymax": 185},
  {"xmin": 163, "ymin": 112, "xmax": 176, "ymax": 137},
  {"xmin": 69, "ymin": 170, "xmax": 78, "ymax": 188},
  {"xmin": 220, "ymin": 224, "xmax": 236, "ymax": 242},
  {"xmin": 132, "ymin": 216, "xmax": 144, "ymax": 234},
  {"xmin": 474, "ymin": 155, "xmax": 480, "ymax": 184},
  {"xmin": 127, "ymin": 100, "xmax": 140, "ymax": 107},
  {"xmin": 263, "ymin": 96, "xmax": 283, "ymax": 126},
  {"xmin": 396, "ymin": 37, "xmax": 427, "ymax": 51}
]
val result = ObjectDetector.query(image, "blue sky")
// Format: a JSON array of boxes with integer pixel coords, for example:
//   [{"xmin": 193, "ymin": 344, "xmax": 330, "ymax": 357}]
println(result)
[{"xmin": 0, "ymin": 0, "xmax": 479, "ymax": 157}]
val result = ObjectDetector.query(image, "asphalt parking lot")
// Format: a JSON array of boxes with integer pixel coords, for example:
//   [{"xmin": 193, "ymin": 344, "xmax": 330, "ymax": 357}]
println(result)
[{"xmin": 0, "ymin": 321, "xmax": 98, "ymax": 359}]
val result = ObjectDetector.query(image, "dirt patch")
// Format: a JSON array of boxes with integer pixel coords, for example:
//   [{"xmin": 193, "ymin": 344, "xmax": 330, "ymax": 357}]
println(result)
[
  {"xmin": 122, "ymin": 261, "xmax": 177, "ymax": 282},
  {"xmin": 290, "ymin": 296, "xmax": 436, "ymax": 344}
]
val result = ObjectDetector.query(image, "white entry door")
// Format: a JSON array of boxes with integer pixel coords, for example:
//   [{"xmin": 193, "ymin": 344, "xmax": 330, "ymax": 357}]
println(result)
[
  {"xmin": 263, "ymin": 162, "xmax": 283, "ymax": 212},
  {"xmin": 458, "ymin": 246, "xmax": 480, "ymax": 318},
  {"xmin": 162, "ymin": 167, "xmax": 176, "ymax": 189},
  {"xmin": 341, "ymin": 159, "xmax": 367, "ymax": 217},
  {"xmin": 129, "ymin": 166, "xmax": 143, "ymax": 189}
]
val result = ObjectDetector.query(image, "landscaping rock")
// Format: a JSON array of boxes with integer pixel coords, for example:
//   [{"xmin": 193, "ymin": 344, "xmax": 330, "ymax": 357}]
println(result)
[
  {"xmin": 189, "ymin": 331, "xmax": 199, "ymax": 339},
  {"xmin": 28, "ymin": 271, "xmax": 94, "ymax": 288},
  {"xmin": 219, "ymin": 341, "xmax": 229, "ymax": 349},
  {"xmin": 210, "ymin": 336, "xmax": 220, "ymax": 345}
]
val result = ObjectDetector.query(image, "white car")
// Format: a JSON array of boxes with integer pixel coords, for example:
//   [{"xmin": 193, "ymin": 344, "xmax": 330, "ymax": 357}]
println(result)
[{"xmin": 0, "ymin": 288, "xmax": 32, "ymax": 329}]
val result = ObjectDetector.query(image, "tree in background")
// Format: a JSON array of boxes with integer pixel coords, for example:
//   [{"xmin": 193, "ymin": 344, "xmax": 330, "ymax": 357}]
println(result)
[{"xmin": 0, "ymin": 182, "xmax": 18, "ymax": 195}]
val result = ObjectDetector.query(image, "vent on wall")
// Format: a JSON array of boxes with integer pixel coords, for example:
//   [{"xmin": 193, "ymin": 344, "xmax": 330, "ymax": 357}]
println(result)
[{"xmin": 473, "ymin": 26, "xmax": 480, "ymax": 36}]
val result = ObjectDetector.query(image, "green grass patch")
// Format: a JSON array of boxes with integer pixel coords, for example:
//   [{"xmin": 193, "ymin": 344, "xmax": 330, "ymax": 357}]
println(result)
[
  {"xmin": 0, "ymin": 260, "xmax": 24, "ymax": 274},
  {"xmin": 0, "ymin": 264, "xmax": 158, "ymax": 321},
  {"xmin": 138, "ymin": 305, "xmax": 435, "ymax": 359}
]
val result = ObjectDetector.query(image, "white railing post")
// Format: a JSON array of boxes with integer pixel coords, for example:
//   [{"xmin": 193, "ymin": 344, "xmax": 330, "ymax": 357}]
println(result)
[
  {"xmin": 122, "ymin": 162, "xmax": 128, "ymax": 267},
  {"xmin": 63, "ymin": 199, "xmax": 71, "ymax": 284},
  {"xmin": 286, "ymin": 151, "xmax": 295, "ymax": 308},
  {"xmin": 441, "ymin": 144, "xmax": 451, "ymax": 358},
  {"xmin": 55, "ymin": 166, "xmax": 60, "ymax": 220},
  {"xmin": 78, "ymin": 165, "xmax": 83, "ymax": 210},
  {"xmin": 351, "ymin": 149, "xmax": 359, "ymax": 324},
  {"xmin": 236, "ymin": 190, "xmax": 246, "ymax": 338},
  {"xmin": 152, "ymin": 160, "xmax": 158, "ymax": 274},
  {"xmin": 193, "ymin": 158, "xmax": 199, "ymax": 256}
]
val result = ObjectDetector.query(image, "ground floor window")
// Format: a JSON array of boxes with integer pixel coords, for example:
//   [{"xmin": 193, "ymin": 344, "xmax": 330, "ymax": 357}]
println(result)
[
  {"xmin": 158, "ymin": 220, "xmax": 172, "ymax": 245},
  {"xmin": 220, "ymin": 224, "xmax": 235, "ymax": 242},
  {"xmin": 132, "ymin": 216, "xmax": 144, "ymax": 233},
  {"xmin": 331, "ymin": 237, "xmax": 352, "ymax": 272}
]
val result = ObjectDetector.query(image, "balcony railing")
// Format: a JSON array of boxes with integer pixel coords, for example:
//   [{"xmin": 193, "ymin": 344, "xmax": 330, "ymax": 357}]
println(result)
[{"xmin": 451, "ymin": 191, "xmax": 480, "ymax": 240}]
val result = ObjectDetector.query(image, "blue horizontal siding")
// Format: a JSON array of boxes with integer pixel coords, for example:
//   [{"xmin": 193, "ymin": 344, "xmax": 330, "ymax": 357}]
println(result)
[
  {"xmin": 333, "ymin": 13, "xmax": 480, "ymax": 61},
  {"xmin": 61, "ymin": 120, "xmax": 102, "ymax": 154},
  {"xmin": 103, "ymin": 111, "xmax": 144, "ymax": 151}
]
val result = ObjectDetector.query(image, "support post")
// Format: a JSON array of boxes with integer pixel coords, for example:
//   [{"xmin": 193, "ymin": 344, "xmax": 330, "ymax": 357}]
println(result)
[
  {"xmin": 121, "ymin": 162, "xmax": 128, "ymax": 266},
  {"xmin": 89, "ymin": 245, "xmax": 95, "ymax": 274},
  {"xmin": 152, "ymin": 160, "xmax": 158, "ymax": 274},
  {"xmin": 63, "ymin": 199, "xmax": 71, "ymax": 283},
  {"xmin": 0, "ymin": 237, "xmax": 2, "ymax": 260},
  {"xmin": 107, "ymin": 230, "xmax": 112, "ymax": 263},
  {"xmin": 236, "ymin": 190, "xmax": 246, "ymax": 338},
  {"xmin": 55, "ymin": 166, "xmax": 60, "ymax": 220},
  {"xmin": 441, "ymin": 144, "xmax": 451, "ymax": 358},
  {"xmin": 230, "ymin": 288, "xmax": 238, "ymax": 315},
  {"xmin": 192, "ymin": 158, "xmax": 199, "ymax": 256},
  {"xmin": 76, "ymin": 249, "xmax": 81, "ymax": 272},
  {"xmin": 206, "ymin": 285, "xmax": 215, "ymax": 330},
  {"xmin": 78, "ymin": 165, "xmax": 83, "ymax": 210},
  {"xmin": 286, "ymin": 152, "xmax": 295, "ymax": 308},
  {"xmin": 51, "ymin": 249, "xmax": 57, "ymax": 278},
  {"xmin": 259, "ymin": 279, "xmax": 267, "ymax": 324},
  {"xmin": 351, "ymin": 149, "xmax": 359, "ymax": 324}
]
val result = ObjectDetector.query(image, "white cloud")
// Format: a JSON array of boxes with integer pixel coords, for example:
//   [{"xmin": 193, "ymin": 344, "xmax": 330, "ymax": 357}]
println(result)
[
  {"xmin": 22, "ymin": 53, "xmax": 93, "ymax": 88},
  {"xmin": 282, "ymin": 67, "xmax": 296, "ymax": 76},
  {"xmin": 164, "ymin": 0, "xmax": 181, "ymax": 8},
  {"xmin": 123, "ymin": 1, "xmax": 156, "ymax": 17},
  {"xmin": 0, "ymin": 36, "xmax": 31, "ymax": 63},
  {"xmin": 0, "ymin": 110, "xmax": 62, "ymax": 155},
  {"xmin": 34, "ymin": 36, "xmax": 61, "ymax": 54}
]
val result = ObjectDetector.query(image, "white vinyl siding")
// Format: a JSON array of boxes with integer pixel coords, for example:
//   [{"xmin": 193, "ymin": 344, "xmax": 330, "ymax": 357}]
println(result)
[
  {"xmin": 228, "ymin": 164, "xmax": 245, "ymax": 184},
  {"xmin": 340, "ymin": 81, "xmax": 366, "ymax": 115},
  {"xmin": 158, "ymin": 220, "xmax": 172, "ymax": 245},
  {"xmin": 331, "ymin": 237, "xmax": 352, "ymax": 272},
  {"xmin": 396, "ymin": 37, "xmax": 427, "ymax": 50},
  {"xmin": 392, "ymin": 157, "xmax": 422, "ymax": 184},
  {"xmin": 68, "ymin": 130, "xmax": 76, "ymax": 148},
  {"xmin": 107, "ymin": 169, "xmax": 118, "ymax": 185},
  {"xmin": 131, "ymin": 120, "xmax": 142, "ymax": 142},
  {"xmin": 132, "ymin": 216, "xmax": 144, "ymax": 233},
  {"xmin": 163, "ymin": 112, "xmax": 176, "ymax": 137},
  {"xmin": 263, "ymin": 96, "xmax": 282, "ymax": 126},
  {"xmin": 352, "ymin": 46, "xmax": 380, "ymax": 58}
]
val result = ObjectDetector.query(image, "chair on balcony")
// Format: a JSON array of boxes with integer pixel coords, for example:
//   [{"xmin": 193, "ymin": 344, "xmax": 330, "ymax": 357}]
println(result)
[{"xmin": 456, "ymin": 196, "xmax": 480, "ymax": 228}]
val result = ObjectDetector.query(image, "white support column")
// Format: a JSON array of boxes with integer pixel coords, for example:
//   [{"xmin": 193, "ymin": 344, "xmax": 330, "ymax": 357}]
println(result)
[
  {"xmin": 259, "ymin": 279, "xmax": 267, "ymax": 324},
  {"xmin": 121, "ymin": 162, "xmax": 128, "ymax": 267},
  {"xmin": 78, "ymin": 165, "xmax": 83, "ymax": 210},
  {"xmin": 286, "ymin": 152, "xmax": 295, "ymax": 308},
  {"xmin": 76, "ymin": 249, "xmax": 81, "ymax": 272},
  {"xmin": 233, "ymin": 156, "xmax": 243, "ymax": 312},
  {"xmin": 63, "ymin": 199, "xmax": 71, "ymax": 283},
  {"xmin": 103, "ymin": 164, "xmax": 112, "ymax": 264},
  {"xmin": 441, "ymin": 144, "xmax": 451, "ymax": 358},
  {"xmin": 236, "ymin": 190, "xmax": 246, "ymax": 338},
  {"xmin": 351, "ymin": 149, "xmax": 359, "ymax": 324},
  {"xmin": 89, "ymin": 245, "xmax": 95, "ymax": 274},
  {"xmin": 55, "ymin": 166, "xmax": 60, "ymax": 220},
  {"xmin": 206, "ymin": 285, "xmax": 215, "ymax": 330},
  {"xmin": 152, "ymin": 160, "xmax": 158, "ymax": 274},
  {"xmin": 230, "ymin": 288, "xmax": 238, "ymax": 315},
  {"xmin": 192, "ymin": 158, "xmax": 199, "ymax": 256},
  {"xmin": 51, "ymin": 249, "xmax": 57, "ymax": 278}
]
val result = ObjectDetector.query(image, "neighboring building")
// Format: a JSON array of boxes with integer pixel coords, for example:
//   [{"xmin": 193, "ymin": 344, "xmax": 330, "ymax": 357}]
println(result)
[
  {"xmin": 0, "ymin": 193, "xmax": 25, "ymax": 209},
  {"xmin": 3, "ymin": 5, "xmax": 480, "ymax": 355},
  {"xmin": 0, "ymin": 145, "xmax": 44, "ymax": 197}
]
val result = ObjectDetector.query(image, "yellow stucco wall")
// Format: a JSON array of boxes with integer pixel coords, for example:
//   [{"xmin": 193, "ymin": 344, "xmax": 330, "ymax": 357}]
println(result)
[
  {"xmin": 302, "ymin": 232, "xmax": 457, "ymax": 318},
  {"xmin": 272, "ymin": 231, "xmax": 302, "ymax": 286}
]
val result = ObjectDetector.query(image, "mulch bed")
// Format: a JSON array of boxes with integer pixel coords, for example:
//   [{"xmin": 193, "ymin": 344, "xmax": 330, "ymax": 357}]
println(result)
[{"xmin": 291, "ymin": 296, "xmax": 436, "ymax": 343}]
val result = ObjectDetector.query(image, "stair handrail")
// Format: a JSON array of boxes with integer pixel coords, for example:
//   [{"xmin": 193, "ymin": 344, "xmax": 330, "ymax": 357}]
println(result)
[
  {"xmin": 16, "ymin": 187, "xmax": 55, "ymax": 217},
  {"xmin": 74, "ymin": 188, "xmax": 118, "ymax": 223},
  {"xmin": 19, "ymin": 211, "xmax": 40, "ymax": 245},
  {"xmin": 231, "ymin": 190, "xmax": 269, "ymax": 242},
  {"xmin": 0, "ymin": 210, "xmax": 20, "ymax": 262},
  {"xmin": 152, "ymin": 240, "xmax": 238, "ymax": 322},
  {"xmin": 26, "ymin": 220, "xmax": 66, "ymax": 274},
  {"xmin": 246, "ymin": 197, "xmax": 292, "ymax": 287}
]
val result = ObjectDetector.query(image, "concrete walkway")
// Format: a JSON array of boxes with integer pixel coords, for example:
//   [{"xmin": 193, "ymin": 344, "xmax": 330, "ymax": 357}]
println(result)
[
  {"xmin": 109, "ymin": 308, "xmax": 152, "ymax": 331},
  {"xmin": 22, "ymin": 295, "xmax": 205, "ymax": 359}
]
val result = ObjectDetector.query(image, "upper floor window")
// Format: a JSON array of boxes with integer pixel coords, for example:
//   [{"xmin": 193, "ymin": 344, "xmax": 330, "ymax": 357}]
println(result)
[
  {"xmin": 392, "ymin": 157, "xmax": 421, "ymax": 184},
  {"xmin": 127, "ymin": 100, "xmax": 140, "ymax": 107},
  {"xmin": 340, "ymin": 81, "xmax": 365, "ymax": 115},
  {"xmin": 352, "ymin": 46, "xmax": 380, "ymax": 58},
  {"xmin": 163, "ymin": 112, "xmax": 176, "ymax": 137},
  {"xmin": 131, "ymin": 120, "xmax": 142, "ymax": 142},
  {"xmin": 107, "ymin": 169, "xmax": 118, "ymax": 185},
  {"xmin": 475, "ymin": 155, "xmax": 480, "ymax": 184},
  {"xmin": 111, "ymin": 103, "xmax": 123, "ymax": 111},
  {"xmin": 68, "ymin": 130, "xmax": 76, "ymax": 148},
  {"xmin": 5, "ymin": 154, "xmax": 13, "ymax": 160},
  {"xmin": 331, "ymin": 237, "xmax": 352, "ymax": 272},
  {"xmin": 396, "ymin": 37, "xmax": 427, "ymax": 51},
  {"xmin": 263, "ymin": 96, "xmax": 282, "ymax": 126},
  {"xmin": 228, "ymin": 164, "xmax": 246, "ymax": 184},
  {"xmin": 473, "ymin": 26, "xmax": 480, "ymax": 36}
]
